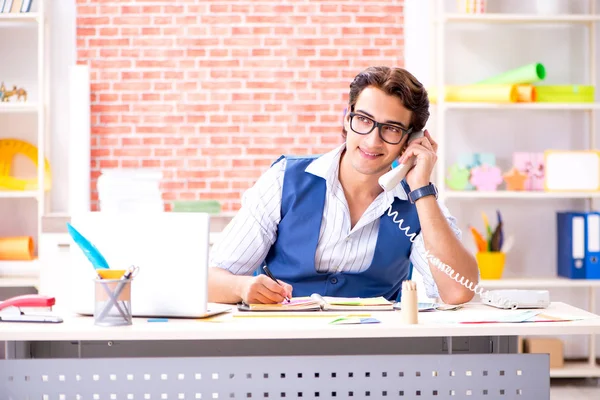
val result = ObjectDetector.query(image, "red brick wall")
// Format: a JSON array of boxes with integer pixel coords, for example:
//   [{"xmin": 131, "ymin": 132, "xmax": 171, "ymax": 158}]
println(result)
[{"xmin": 76, "ymin": 0, "xmax": 405, "ymax": 212}]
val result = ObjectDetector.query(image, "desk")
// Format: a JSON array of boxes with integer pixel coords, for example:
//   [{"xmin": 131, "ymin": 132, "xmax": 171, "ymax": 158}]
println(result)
[{"xmin": 1, "ymin": 302, "xmax": 599, "ymax": 399}]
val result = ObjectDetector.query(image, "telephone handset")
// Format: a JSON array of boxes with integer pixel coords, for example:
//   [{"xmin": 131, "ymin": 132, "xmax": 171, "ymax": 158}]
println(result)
[{"xmin": 378, "ymin": 130, "xmax": 424, "ymax": 192}]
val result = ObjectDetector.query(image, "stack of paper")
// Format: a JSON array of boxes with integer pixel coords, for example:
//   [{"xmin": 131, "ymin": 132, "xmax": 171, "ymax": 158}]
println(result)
[
  {"xmin": 97, "ymin": 169, "xmax": 164, "ymax": 213},
  {"xmin": 318, "ymin": 296, "xmax": 394, "ymax": 311}
]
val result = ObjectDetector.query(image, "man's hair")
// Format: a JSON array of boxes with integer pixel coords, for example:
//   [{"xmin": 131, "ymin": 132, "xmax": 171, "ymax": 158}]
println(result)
[{"xmin": 342, "ymin": 66, "xmax": 430, "ymax": 139}]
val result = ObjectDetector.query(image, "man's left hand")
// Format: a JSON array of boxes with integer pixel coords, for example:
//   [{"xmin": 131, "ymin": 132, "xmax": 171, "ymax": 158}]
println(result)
[{"xmin": 398, "ymin": 129, "xmax": 438, "ymax": 190}]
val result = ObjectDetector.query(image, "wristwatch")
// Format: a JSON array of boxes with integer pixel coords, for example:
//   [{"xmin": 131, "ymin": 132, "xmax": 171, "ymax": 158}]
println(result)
[{"xmin": 408, "ymin": 183, "xmax": 438, "ymax": 204}]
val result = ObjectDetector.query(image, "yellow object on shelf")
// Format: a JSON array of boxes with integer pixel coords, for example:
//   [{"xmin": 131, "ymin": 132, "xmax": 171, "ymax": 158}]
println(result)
[
  {"xmin": 457, "ymin": 0, "xmax": 486, "ymax": 13},
  {"xmin": 0, "ymin": 236, "xmax": 34, "ymax": 260},
  {"xmin": 0, "ymin": 138, "xmax": 52, "ymax": 191},
  {"xmin": 535, "ymin": 85, "xmax": 594, "ymax": 103},
  {"xmin": 476, "ymin": 251, "xmax": 505, "ymax": 280},
  {"xmin": 428, "ymin": 85, "xmax": 518, "ymax": 103}
]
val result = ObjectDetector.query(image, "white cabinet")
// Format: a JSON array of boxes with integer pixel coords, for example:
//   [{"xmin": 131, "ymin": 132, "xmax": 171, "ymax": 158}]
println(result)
[{"xmin": 38, "ymin": 233, "xmax": 71, "ymax": 309}]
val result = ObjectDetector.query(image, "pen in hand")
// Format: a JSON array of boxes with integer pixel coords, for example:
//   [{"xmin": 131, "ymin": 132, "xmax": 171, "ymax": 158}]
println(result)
[{"xmin": 262, "ymin": 265, "xmax": 291, "ymax": 303}]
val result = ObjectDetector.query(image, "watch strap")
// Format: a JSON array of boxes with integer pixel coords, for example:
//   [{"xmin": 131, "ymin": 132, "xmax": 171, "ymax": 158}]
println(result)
[{"xmin": 408, "ymin": 183, "xmax": 438, "ymax": 203}]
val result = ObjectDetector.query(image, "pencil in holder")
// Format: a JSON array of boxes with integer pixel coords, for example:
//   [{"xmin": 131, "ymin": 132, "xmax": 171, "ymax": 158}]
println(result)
[
  {"xmin": 94, "ymin": 277, "xmax": 133, "ymax": 326},
  {"xmin": 476, "ymin": 251, "xmax": 506, "ymax": 280}
]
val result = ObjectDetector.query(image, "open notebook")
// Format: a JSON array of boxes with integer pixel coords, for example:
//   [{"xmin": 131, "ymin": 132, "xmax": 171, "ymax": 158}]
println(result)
[{"xmin": 238, "ymin": 293, "xmax": 394, "ymax": 312}]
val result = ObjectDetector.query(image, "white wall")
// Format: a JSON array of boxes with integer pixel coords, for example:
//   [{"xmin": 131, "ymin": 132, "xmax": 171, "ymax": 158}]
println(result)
[
  {"xmin": 406, "ymin": 0, "xmax": 600, "ymax": 358},
  {"xmin": 48, "ymin": 0, "xmax": 76, "ymax": 214}
]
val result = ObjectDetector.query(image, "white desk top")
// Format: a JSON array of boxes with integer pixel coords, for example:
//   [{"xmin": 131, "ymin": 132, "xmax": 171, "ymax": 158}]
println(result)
[{"xmin": 1, "ymin": 302, "xmax": 599, "ymax": 342}]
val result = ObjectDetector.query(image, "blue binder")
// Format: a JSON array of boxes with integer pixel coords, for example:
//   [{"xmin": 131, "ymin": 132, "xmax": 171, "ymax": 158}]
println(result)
[
  {"xmin": 585, "ymin": 212, "xmax": 600, "ymax": 279},
  {"xmin": 557, "ymin": 212, "xmax": 587, "ymax": 279}
]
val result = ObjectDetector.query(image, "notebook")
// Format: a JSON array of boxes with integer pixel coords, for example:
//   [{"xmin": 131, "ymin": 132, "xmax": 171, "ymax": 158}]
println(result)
[{"xmin": 237, "ymin": 293, "xmax": 394, "ymax": 312}]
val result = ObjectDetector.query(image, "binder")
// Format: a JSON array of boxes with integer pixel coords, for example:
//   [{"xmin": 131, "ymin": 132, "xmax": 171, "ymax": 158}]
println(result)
[
  {"xmin": 586, "ymin": 212, "xmax": 600, "ymax": 279},
  {"xmin": 557, "ymin": 212, "xmax": 587, "ymax": 279}
]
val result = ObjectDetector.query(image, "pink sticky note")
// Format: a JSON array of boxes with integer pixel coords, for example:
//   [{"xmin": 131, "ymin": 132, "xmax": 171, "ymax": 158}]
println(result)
[
  {"xmin": 513, "ymin": 152, "xmax": 545, "ymax": 190},
  {"xmin": 530, "ymin": 152, "xmax": 545, "ymax": 191},
  {"xmin": 469, "ymin": 164, "xmax": 503, "ymax": 191}
]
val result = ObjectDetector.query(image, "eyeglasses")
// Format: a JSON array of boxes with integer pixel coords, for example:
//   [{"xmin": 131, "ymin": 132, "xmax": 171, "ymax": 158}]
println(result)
[{"xmin": 348, "ymin": 112, "xmax": 412, "ymax": 145}]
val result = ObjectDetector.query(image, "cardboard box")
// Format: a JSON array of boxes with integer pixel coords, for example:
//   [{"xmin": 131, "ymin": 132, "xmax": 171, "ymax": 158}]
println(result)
[{"xmin": 523, "ymin": 338, "xmax": 564, "ymax": 368}]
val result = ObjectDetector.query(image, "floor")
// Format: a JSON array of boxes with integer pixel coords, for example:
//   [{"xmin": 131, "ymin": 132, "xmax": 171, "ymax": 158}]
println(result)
[{"xmin": 551, "ymin": 379, "xmax": 600, "ymax": 399}]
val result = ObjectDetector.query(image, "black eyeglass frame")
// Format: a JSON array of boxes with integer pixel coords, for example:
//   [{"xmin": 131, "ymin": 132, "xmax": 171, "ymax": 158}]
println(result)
[{"xmin": 348, "ymin": 112, "xmax": 413, "ymax": 145}]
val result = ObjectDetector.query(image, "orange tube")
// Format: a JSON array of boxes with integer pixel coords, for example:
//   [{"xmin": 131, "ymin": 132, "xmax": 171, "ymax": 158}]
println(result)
[
  {"xmin": 516, "ymin": 85, "xmax": 537, "ymax": 102},
  {"xmin": 0, "ymin": 236, "xmax": 34, "ymax": 260}
]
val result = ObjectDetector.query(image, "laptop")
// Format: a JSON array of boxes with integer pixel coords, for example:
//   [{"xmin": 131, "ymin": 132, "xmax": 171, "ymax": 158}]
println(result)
[{"xmin": 68, "ymin": 212, "xmax": 231, "ymax": 318}]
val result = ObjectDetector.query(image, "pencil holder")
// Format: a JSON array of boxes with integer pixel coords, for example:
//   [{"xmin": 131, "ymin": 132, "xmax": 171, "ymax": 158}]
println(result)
[
  {"xmin": 476, "ymin": 251, "xmax": 506, "ymax": 280},
  {"xmin": 94, "ymin": 278, "xmax": 133, "ymax": 326},
  {"xmin": 400, "ymin": 280, "xmax": 419, "ymax": 324}
]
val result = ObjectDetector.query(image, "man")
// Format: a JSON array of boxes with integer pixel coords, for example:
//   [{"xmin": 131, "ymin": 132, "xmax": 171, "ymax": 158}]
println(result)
[{"xmin": 208, "ymin": 66, "xmax": 479, "ymax": 305}]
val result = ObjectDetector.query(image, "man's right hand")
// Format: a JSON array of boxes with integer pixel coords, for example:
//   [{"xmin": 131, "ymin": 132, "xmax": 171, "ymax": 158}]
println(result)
[{"xmin": 240, "ymin": 275, "xmax": 293, "ymax": 304}]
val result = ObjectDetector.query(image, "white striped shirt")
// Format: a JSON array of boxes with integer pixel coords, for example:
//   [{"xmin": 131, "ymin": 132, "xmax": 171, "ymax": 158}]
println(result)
[{"xmin": 210, "ymin": 143, "xmax": 463, "ymax": 299}]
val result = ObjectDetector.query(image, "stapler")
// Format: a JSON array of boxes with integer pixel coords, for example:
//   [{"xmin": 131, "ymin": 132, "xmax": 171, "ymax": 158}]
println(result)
[{"xmin": 0, "ymin": 294, "xmax": 63, "ymax": 323}]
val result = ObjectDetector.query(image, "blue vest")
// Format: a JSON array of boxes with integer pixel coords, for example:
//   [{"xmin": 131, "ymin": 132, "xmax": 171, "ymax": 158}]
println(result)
[{"xmin": 262, "ymin": 155, "xmax": 422, "ymax": 301}]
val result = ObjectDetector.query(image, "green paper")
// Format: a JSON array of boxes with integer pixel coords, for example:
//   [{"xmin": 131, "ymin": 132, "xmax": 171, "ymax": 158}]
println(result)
[
  {"xmin": 172, "ymin": 200, "xmax": 221, "ymax": 214},
  {"xmin": 477, "ymin": 63, "xmax": 546, "ymax": 85}
]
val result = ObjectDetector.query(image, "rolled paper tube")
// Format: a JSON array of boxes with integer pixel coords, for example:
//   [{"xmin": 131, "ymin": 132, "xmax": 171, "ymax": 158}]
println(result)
[
  {"xmin": 535, "ymin": 85, "xmax": 595, "ymax": 103},
  {"xmin": 0, "ymin": 236, "xmax": 34, "ymax": 260},
  {"xmin": 516, "ymin": 85, "xmax": 536, "ymax": 102},
  {"xmin": 428, "ymin": 85, "xmax": 518, "ymax": 103},
  {"xmin": 477, "ymin": 63, "xmax": 546, "ymax": 85}
]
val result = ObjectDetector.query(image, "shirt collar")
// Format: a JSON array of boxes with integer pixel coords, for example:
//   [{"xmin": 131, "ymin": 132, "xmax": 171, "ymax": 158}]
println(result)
[{"xmin": 305, "ymin": 143, "xmax": 408, "ymax": 201}]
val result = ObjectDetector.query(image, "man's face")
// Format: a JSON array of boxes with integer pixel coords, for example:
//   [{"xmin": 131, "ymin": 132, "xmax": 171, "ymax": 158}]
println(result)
[{"xmin": 343, "ymin": 86, "xmax": 413, "ymax": 177}]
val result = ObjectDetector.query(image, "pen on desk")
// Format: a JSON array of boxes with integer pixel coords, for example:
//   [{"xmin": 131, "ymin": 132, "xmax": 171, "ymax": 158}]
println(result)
[{"xmin": 262, "ymin": 265, "xmax": 291, "ymax": 302}]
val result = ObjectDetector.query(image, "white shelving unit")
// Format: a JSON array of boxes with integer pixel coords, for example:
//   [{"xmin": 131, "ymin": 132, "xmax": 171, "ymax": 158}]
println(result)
[
  {"xmin": 0, "ymin": 1, "xmax": 48, "ymax": 288},
  {"xmin": 445, "ymin": 191, "xmax": 600, "ymax": 199},
  {"xmin": 431, "ymin": 0, "xmax": 599, "ymax": 378}
]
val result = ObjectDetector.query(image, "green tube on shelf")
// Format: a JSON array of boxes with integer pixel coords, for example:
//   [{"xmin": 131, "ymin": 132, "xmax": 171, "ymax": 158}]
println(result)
[
  {"xmin": 477, "ymin": 63, "xmax": 546, "ymax": 85},
  {"xmin": 172, "ymin": 200, "xmax": 221, "ymax": 214},
  {"xmin": 535, "ymin": 85, "xmax": 595, "ymax": 103}
]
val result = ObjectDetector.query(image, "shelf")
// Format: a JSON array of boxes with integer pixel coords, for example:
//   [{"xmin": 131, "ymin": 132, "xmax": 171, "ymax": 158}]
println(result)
[
  {"xmin": 550, "ymin": 361, "xmax": 600, "ymax": 378},
  {"xmin": 0, "ymin": 103, "xmax": 39, "ymax": 113},
  {"xmin": 435, "ymin": 102, "xmax": 600, "ymax": 110},
  {"xmin": 443, "ymin": 13, "xmax": 600, "ymax": 24},
  {"xmin": 480, "ymin": 277, "xmax": 600, "ymax": 289},
  {"xmin": 443, "ymin": 191, "xmax": 600, "ymax": 199},
  {"xmin": 0, "ymin": 13, "xmax": 39, "ymax": 23},
  {"xmin": 0, "ymin": 259, "xmax": 40, "ymax": 275},
  {"xmin": 0, "ymin": 260, "xmax": 40, "ymax": 288},
  {"xmin": 0, "ymin": 276, "xmax": 39, "ymax": 288},
  {"xmin": 0, "ymin": 190, "xmax": 38, "ymax": 199}
]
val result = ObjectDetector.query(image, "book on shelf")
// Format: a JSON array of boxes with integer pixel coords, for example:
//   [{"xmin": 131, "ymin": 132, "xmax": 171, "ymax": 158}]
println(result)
[{"xmin": 238, "ymin": 294, "xmax": 394, "ymax": 312}]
